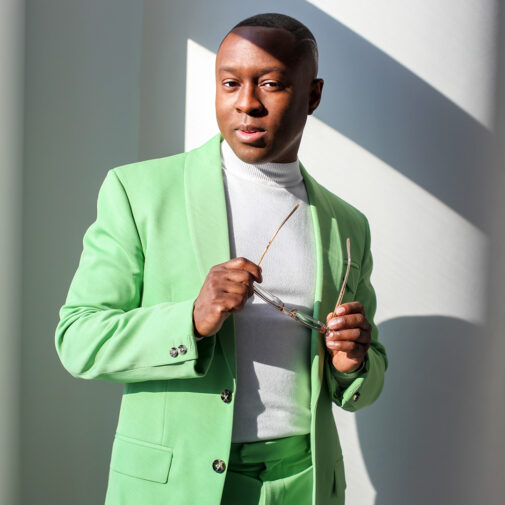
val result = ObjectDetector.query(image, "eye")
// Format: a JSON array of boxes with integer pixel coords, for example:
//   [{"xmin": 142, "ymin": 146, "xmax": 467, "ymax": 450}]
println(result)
[
  {"xmin": 261, "ymin": 80, "xmax": 284, "ymax": 90},
  {"xmin": 222, "ymin": 80, "xmax": 239, "ymax": 89}
]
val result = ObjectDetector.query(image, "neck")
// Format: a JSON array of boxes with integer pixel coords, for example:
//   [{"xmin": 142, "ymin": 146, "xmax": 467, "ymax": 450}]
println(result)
[{"xmin": 220, "ymin": 140, "xmax": 302, "ymax": 188}]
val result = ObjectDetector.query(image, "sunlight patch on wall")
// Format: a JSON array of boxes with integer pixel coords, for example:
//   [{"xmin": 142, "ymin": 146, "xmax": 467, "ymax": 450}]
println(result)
[
  {"xmin": 300, "ymin": 115, "xmax": 488, "ymax": 326},
  {"xmin": 185, "ymin": 39, "xmax": 218, "ymax": 151},
  {"xmin": 306, "ymin": 0, "xmax": 498, "ymax": 129}
]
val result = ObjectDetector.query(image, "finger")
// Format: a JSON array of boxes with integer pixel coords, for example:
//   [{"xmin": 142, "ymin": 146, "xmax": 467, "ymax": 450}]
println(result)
[
  {"xmin": 325, "ymin": 340, "xmax": 367, "ymax": 355},
  {"xmin": 326, "ymin": 313, "xmax": 371, "ymax": 331},
  {"xmin": 214, "ymin": 292, "xmax": 249, "ymax": 314},
  {"xmin": 326, "ymin": 302, "xmax": 365, "ymax": 323},
  {"xmin": 210, "ymin": 262, "xmax": 260, "ymax": 295},
  {"xmin": 220, "ymin": 280, "xmax": 251, "ymax": 299},
  {"xmin": 325, "ymin": 328, "xmax": 370, "ymax": 344},
  {"xmin": 226, "ymin": 292, "xmax": 250, "ymax": 313},
  {"xmin": 333, "ymin": 301, "xmax": 364, "ymax": 316},
  {"xmin": 224, "ymin": 268, "xmax": 255, "ymax": 284},
  {"xmin": 225, "ymin": 257, "xmax": 262, "ymax": 282}
]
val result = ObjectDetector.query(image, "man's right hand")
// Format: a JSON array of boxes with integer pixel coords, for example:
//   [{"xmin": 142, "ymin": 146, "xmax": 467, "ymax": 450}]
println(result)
[{"xmin": 192, "ymin": 257, "xmax": 262, "ymax": 337}]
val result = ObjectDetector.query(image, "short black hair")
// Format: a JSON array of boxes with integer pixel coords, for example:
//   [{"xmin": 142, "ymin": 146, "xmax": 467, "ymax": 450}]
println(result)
[{"xmin": 227, "ymin": 12, "xmax": 319, "ymax": 76}]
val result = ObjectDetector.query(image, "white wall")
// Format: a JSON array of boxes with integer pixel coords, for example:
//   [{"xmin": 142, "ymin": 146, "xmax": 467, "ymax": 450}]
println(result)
[{"xmin": 306, "ymin": 0, "xmax": 498, "ymax": 128}]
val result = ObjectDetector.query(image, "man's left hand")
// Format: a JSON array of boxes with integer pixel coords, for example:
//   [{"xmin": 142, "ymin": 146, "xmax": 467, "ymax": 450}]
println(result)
[{"xmin": 325, "ymin": 302, "xmax": 371, "ymax": 373}]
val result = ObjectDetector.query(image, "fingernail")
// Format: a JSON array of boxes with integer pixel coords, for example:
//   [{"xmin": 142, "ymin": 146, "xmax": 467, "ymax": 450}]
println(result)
[{"xmin": 336, "ymin": 306, "xmax": 345, "ymax": 315}]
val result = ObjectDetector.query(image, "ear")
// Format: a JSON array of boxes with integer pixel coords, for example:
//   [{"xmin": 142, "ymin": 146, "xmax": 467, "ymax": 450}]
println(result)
[{"xmin": 308, "ymin": 78, "xmax": 324, "ymax": 115}]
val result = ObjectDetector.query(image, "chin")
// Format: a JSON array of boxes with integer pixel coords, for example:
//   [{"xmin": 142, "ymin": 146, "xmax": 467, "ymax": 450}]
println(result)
[{"xmin": 228, "ymin": 141, "xmax": 273, "ymax": 164}]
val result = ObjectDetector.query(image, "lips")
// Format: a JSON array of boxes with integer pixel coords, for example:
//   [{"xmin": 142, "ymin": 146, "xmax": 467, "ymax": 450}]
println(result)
[{"xmin": 235, "ymin": 124, "xmax": 267, "ymax": 142}]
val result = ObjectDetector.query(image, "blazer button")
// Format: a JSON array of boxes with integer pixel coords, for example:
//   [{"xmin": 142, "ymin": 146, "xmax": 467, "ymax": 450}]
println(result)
[
  {"xmin": 352, "ymin": 392, "xmax": 360, "ymax": 402},
  {"xmin": 212, "ymin": 459, "xmax": 226, "ymax": 473},
  {"xmin": 169, "ymin": 347, "xmax": 179, "ymax": 358},
  {"xmin": 178, "ymin": 344, "xmax": 187, "ymax": 355},
  {"xmin": 220, "ymin": 389, "xmax": 232, "ymax": 403}
]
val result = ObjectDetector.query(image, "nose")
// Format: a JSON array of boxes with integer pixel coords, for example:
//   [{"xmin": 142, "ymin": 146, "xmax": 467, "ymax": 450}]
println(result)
[{"xmin": 235, "ymin": 83, "xmax": 265, "ymax": 116}]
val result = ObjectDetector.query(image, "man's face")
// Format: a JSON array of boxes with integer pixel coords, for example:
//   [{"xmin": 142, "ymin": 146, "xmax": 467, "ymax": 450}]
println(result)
[{"xmin": 215, "ymin": 26, "xmax": 323, "ymax": 164}]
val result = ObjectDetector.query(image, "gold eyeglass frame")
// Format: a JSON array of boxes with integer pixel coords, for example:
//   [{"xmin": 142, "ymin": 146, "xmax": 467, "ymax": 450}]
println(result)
[{"xmin": 253, "ymin": 205, "xmax": 352, "ymax": 334}]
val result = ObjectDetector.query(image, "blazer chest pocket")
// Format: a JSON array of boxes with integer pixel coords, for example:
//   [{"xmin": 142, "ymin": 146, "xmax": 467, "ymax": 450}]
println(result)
[
  {"xmin": 332, "ymin": 456, "xmax": 347, "ymax": 500},
  {"xmin": 110, "ymin": 434, "xmax": 173, "ymax": 484}
]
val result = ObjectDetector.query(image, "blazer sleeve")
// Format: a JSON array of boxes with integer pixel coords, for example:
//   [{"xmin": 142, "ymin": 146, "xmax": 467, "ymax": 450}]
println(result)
[
  {"xmin": 326, "ymin": 215, "xmax": 388, "ymax": 412},
  {"xmin": 55, "ymin": 169, "xmax": 215, "ymax": 383}
]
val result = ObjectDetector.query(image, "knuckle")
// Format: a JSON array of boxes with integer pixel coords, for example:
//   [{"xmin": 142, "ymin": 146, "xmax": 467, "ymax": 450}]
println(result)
[
  {"xmin": 215, "ymin": 303, "xmax": 226, "ymax": 313},
  {"xmin": 208, "ymin": 270, "xmax": 221, "ymax": 283},
  {"xmin": 237, "ymin": 270, "xmax": 250, "ymax": 282},
  {"xmin": 210, "ymin": 264, "xmax": 223, "ymax": 274}
]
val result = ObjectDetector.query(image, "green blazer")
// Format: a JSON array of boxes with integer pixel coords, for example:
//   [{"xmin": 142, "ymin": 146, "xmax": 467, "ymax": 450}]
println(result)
[{"xmin": 55, "ymin": 134, "xmax": 387, "ymax": 505}]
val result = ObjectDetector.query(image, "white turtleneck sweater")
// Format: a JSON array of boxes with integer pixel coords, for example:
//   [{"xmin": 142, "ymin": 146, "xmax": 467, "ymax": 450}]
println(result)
[{"xmin": 220, "ymin": 140, "xmax": 316, "ymax": 443}]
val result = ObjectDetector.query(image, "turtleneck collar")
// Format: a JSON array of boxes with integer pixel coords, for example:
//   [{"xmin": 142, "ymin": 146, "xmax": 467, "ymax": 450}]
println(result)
[{"xmin": 220, "ymin": 139, "xmax": 302, "ymax": 188}]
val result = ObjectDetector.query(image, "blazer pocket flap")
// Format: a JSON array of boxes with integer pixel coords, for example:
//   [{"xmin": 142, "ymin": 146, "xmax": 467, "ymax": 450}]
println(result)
[{"xmin": 110, "ymin": 434, "xmax": 173, "ymax": 483}]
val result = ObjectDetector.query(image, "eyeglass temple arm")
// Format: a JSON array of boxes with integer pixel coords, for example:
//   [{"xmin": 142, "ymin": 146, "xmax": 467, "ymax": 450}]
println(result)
[
  {"xmin": 257, "ymin": 204, "xmax": 299, "ymax": 267},
  {"xmin": 334, "ymin": 237, "xmax": 351, "ymax": 312}
]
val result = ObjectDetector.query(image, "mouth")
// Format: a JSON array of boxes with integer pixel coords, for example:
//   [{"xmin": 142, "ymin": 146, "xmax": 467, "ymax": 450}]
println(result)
[{"xmin": 235, "ymin": 124, "xmax": 267, "ymax": 143}]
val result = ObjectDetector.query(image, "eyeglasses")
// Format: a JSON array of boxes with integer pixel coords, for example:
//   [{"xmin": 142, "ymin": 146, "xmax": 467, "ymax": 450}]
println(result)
[
  {"xmin": 253, "ymin": 283, "xmax": 327, "ymax": 333},
  {"xmin": 254, "ymin": 205, "xmax": 352, "ymax": 334}
]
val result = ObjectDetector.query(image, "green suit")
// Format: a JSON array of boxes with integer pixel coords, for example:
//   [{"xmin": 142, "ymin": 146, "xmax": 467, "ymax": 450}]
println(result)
[{"xmin": 55, "ymin": 134, "xmax": 387, "ymax": 505}]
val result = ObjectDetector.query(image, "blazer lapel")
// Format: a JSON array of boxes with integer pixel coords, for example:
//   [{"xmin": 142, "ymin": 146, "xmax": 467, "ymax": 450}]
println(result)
[
  {"xmin": 184, "ymin": 134, "xmax": 236, "ymax": 378},
  {"xmin": 184, "ymin": 134, "xmax": 230, "ymax": 279},
  {"xmin": 300, "ymin": 164, "xmax": 345, "ymax": 408},
  {"xmin": 183, "ymin": 138, "xmax": 349, "ymax": 387}
]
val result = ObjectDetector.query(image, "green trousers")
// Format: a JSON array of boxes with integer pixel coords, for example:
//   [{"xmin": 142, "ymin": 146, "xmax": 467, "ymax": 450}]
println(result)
[{"xmin": 221, "ymin": 434, "xmax": 313, "ymax": 505}]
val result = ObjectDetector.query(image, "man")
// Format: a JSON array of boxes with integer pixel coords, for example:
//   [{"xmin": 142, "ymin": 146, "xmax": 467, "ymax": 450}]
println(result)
[{"xmin": 55, "ymin": 13, "xmax": 387, "ymax": 505}]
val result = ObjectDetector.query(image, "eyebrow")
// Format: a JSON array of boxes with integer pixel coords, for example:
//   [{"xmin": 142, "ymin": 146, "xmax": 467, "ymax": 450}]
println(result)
[{"xmin": 217, "ymin": 66, "xmax": 286, "ymax": 74}]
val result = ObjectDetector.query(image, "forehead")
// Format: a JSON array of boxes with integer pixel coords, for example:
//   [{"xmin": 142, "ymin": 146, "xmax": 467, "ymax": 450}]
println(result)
[{"xmin": 216, "ymin": 26, "xmax": 298, "ymax": 72}]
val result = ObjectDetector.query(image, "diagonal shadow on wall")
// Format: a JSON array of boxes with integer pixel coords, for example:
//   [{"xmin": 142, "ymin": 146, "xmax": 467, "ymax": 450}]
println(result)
[
  {"xmin": 140, "ymin": 0, "xmax": 492, "ymax": 231},
  {"xmin": 356, "ymin": 315, "xmax": 484, "ymax": 505}
]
